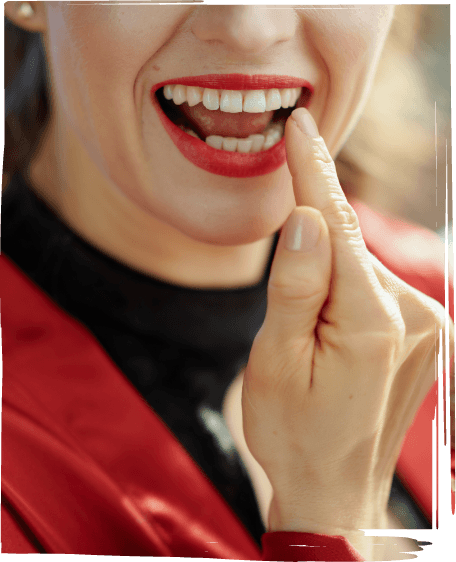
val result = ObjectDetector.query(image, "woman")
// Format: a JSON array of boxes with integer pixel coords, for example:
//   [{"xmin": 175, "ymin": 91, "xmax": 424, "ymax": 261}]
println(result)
[{"xmin": 1, "ymin": 3, "xmax": 453, "ymax": 561}]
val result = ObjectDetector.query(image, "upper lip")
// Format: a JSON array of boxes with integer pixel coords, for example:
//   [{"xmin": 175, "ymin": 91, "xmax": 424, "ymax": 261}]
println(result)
[{"xmin": 151, "ymin": 74, "xmax": 314, "ymax": 95}]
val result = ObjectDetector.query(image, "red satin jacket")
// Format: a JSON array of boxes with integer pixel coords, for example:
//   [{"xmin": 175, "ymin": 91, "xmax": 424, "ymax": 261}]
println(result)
[{"xmin": 1, "ymin": 196, "xmax": 454, "ymax": 560}]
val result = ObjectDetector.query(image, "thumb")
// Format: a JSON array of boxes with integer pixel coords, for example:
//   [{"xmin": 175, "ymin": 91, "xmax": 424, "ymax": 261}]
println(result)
[{"xmin": 264, "ymin": 206, "xmax": 332, "ymax": 346}]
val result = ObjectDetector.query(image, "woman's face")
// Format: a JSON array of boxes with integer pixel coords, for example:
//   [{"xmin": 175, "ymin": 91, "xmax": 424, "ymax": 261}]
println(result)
[{"xmin": 42, "ymin": 3, "xmax": 394, "ymax": 245}]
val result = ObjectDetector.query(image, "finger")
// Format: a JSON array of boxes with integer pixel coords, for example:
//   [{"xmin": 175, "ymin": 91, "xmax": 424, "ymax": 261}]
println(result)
[
  {"xmin": 285, "ymin": 108, "xmax": 390, "ymax": 333},
  {"xmin": 263, "ymin": 206, "xmax": 332, "ymax": 352}
]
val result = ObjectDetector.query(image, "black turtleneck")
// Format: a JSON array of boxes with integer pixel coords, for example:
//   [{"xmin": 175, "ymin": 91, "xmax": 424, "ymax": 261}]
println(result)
[
  {"xmin": 1, "ymin": 170, "xmax": 281, "ymax": 546},
  {"xmin": 1, "ymin": 171, "xmax": 431, "ymax": 539}
]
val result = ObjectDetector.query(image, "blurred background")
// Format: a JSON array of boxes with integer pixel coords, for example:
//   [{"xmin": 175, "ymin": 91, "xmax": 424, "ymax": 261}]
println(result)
[{"xmin": 335, "ymin": 4, "xmax": 452, "ymax": 268}]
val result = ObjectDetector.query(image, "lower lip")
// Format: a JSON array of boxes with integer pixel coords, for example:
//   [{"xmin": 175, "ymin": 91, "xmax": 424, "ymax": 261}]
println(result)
[{"xmin": 151, "ymin": 92, "xmax": 290, "ymax": 178}]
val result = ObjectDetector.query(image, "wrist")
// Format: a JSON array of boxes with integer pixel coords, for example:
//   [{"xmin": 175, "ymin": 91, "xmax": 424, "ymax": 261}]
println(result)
[
  {"xmin": 269, "ymin": 509, "xmax": 368, "ymax": 561},
  {"xmin": 268, "ymin": 498, "xmax": 419, "ymax": 562},
  {"xmin": 268, "ymin": 493, "xmax": 388, "ymax": 560}
]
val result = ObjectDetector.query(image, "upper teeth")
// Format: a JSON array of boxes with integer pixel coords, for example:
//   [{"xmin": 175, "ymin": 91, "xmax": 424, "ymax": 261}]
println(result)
[{"xmin": 163, "ymin": 85, "xmax": 301, "ymax": 113}]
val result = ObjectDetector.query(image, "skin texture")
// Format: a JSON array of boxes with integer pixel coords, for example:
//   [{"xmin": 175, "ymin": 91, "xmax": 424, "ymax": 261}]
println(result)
[
  {"xmin": 241, "ymin": 112, "xmax": 453, "ymax": 560},
  {"xmin": 10, "ymin": 4, "xmax": 451, "ymax": 561},
  {"xmin": 6, "ymin": 2, "xmax": 394, "ymax": 288}
]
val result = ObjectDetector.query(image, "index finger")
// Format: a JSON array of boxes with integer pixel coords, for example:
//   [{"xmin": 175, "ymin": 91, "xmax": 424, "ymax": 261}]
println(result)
[{"xmin": 285, "ymin": 107, "xmax": 396, "ymax": 332}]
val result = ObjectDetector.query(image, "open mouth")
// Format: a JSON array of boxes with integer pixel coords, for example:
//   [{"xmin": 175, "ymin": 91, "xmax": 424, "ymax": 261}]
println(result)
[
  {"xmin": 155, "ymin": 85, "xmax": 311, "ymax": 153},
  {"xmin": 150, "ymin": 75, "xmax": 314, "ymax": 178}
]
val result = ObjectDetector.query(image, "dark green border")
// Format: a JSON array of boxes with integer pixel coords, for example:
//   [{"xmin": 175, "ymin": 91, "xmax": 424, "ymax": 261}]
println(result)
[{"xmin": 0, "ymin": 0, "xmax": 456, "ymax": 562}]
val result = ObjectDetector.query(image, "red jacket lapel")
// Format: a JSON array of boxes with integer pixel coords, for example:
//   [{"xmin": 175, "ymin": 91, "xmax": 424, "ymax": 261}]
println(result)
[{"xmin": 1, "ymin": 253, "xmax": 261, "ymax": 558}]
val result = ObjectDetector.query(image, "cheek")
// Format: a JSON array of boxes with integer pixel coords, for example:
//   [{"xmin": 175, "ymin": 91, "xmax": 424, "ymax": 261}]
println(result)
[
  {"xmin": 297, "ymin": 6, "xmax": 393, "ymax": 155},
  {"xmin": 44, "ymin": 5, "xmax": 191, "ymax": 186},
  {"xmin": 51, "ymin": 5, "xmax": 187, "ymax": 92},
  {"xmin": 46, "ymin": 4, "xmax": 190, "ymax": 127},
  {"xmin": 308, "ymin": 6, "xmax": 393, "ymax": 78}
]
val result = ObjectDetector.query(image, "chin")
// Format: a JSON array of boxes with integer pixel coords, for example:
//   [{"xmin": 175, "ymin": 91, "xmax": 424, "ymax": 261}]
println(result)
[
  {"xmin": 126, "ymin": 156, "xmax": 294, "ymax": 247},
  {"xmin": 167, "ymin": 200, "xmax": 291, "ymax": 247}
]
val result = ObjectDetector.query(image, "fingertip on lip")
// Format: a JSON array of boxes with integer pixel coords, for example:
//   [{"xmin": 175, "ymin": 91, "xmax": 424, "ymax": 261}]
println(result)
[
  {"xmin": 290, "ymin": 107, "xmax": 319, "ymax": 139},
  {"xmin": 291, "ymin": 106, "xmax": 311, "ymax": 123}
]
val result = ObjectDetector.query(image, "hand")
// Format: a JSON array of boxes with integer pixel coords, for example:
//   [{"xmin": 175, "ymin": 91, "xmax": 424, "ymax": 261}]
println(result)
[{"xmin": 242, "ymin": 108, "xmax": 453, "ymax": 545}]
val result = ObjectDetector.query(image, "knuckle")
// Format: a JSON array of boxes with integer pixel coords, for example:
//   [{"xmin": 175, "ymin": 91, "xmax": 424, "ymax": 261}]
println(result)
[
  {"xmin": 380, "ymin": 311, "xmax": 405, "ymax": 341},
  {"xmin": 322, "ymin": 199, "xmax": 361, "ymax": 235},
  {"xmin": 434, "ymin": 309, "xmax": 455, "ymax": 352},
  {"xmin": 370, "ymin": 270, "xmax": 450, "ymax": 345},
  {"xmin": 394, "ymin": 294, "xmax": 454, "ymax": 368},
  {"xmin": 408, "ymin": 291, "xmax": 449, "ymax": 336},
  {"xmin": 311, "ymin": 137, "xmax": 334, "ymax": 166},
  {"xmin": 377, "ymin": 306, "xmax": 406, "ymax": 340},
  {"xmin": 379, "ymin": 291, "xmax": 405, "ymax": 328},
  {"xmin": 366, "ymin": 326, "xmax": 404, "ymax": 365}
]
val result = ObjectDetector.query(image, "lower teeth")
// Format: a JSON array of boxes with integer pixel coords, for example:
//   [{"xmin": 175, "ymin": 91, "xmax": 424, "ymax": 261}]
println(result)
[{"xmin": 178, "ymin": 123, "xmax": 284, "ymax": 153}]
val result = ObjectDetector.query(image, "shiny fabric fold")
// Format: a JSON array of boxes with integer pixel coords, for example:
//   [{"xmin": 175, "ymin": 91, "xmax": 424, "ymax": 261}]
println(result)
[{"xmin": 1, "ymin": 253, "xmax": 261, "ymax": 558}]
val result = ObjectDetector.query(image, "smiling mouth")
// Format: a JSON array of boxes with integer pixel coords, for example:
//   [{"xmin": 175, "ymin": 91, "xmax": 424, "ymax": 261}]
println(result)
[{"xmin": 156, "ymin": 85, "xmax": 312, "ymax": 153}]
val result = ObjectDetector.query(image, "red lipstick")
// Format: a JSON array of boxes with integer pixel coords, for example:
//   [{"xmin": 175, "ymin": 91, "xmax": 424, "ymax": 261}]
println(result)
[{"xmin": 150, "ymin": 74, "xmax": 313, "ymax": 178}]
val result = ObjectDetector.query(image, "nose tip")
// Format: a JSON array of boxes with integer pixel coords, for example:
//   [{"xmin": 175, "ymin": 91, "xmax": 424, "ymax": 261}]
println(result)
[{"xmin": 192, "ymin": 6, "xmax": 297, "ymax": 55}]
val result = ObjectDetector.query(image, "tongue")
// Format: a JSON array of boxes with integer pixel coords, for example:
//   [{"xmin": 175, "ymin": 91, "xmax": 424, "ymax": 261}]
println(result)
[{"xmin": 177, "ymin": 102, "xmax": 275, "ymax": 139}]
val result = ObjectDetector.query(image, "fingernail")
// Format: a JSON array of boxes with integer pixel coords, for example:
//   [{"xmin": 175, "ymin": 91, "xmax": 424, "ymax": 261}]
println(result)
[
  {"xmin": 285, "ymin": 211, "xmax": 321, "ymax": 252},
  {"xmin": 291, "ymin": 108, "xmax": 319, "ymax": 138}
]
